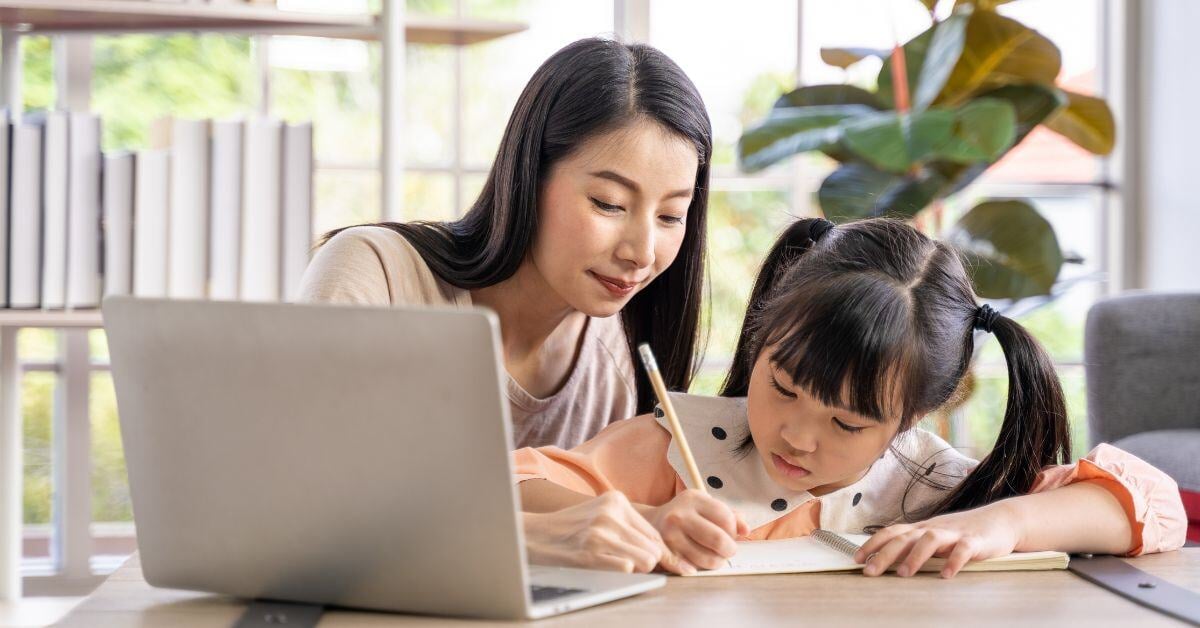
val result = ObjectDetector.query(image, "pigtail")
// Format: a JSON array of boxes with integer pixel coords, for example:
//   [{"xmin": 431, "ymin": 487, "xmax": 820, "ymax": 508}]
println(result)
[
  {"xmin": 929, "ymin": 314, "xmax": 1071, "ymax": 515},
  {"xmin": 720, "ymin": 217, "xmax": 834, "ymax": 397}
]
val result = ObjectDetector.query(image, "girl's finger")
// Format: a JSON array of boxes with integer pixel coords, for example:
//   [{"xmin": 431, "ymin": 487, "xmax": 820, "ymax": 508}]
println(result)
[
  {"xmin": 682, "ymin": 516, "xmax": 739, "ymax": 558},
  {"xmin": 855, "ymin": 525, "xmax": 912, "ymax": 563},
  {"xmin": 896, "ymin": 531, "xmax": 951, "ymax": 577},
  {"xmin": 692, "ymin": 497, "xmax": 740, "ymax": 538},
  {"xmin": 666, "ymin": 530, "xmax": 729, "ymax": 571},
  {"xmin": 940, "ymin": 539, "xmax": 979, "ymax": 578},
  {"xmin": 863, "ymin": 530, "xmax": 922, "ymax": 576}
]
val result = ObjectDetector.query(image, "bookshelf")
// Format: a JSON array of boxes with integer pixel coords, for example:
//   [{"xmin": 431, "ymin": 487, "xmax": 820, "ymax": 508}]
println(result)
[{"xmin": 0, "ymin": 0, "xmax": 527, "ymax": 601}]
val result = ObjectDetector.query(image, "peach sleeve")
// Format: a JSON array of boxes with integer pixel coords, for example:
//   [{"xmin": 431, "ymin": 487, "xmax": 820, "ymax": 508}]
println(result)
[
  {"xmin": 512, "ymin": 414, "xmax": 681, "ymax": 507},
  {"xmin": 1031, "ymin": 443, "xmax": 1188, "ymax": 556}
]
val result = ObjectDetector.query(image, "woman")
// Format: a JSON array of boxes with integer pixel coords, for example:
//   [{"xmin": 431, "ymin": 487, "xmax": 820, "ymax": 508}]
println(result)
[{"xmin": 299, "ymin": 38, "xmax": 711, "ymax": 573}]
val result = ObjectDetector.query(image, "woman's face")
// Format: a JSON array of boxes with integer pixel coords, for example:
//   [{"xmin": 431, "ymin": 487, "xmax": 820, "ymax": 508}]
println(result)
[
  {"xmin": 530, "ymin": 118, "xmax": 698, "ymax": 318},
  {"xmin": 746, "ymin": 346, "xmax": 902, "ymax": 496}
]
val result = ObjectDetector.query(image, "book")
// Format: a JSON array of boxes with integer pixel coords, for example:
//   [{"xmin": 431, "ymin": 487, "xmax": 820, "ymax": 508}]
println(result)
[
  {"xmin": 281, "ymin": 121, "xmax": 312, "ymax": 303},
  {"xmin": 41, "ymin": 111, "xmax": 69, "ymax": 309},
  {"xmin": 687, "ymin": 529, "xmax": 1070, "ymax": 577},
  {"xmin": 134, "ymin": 149, "xmax": 170, "ymax": 298},
  {"xmin": 165, "ymin": 118, "xmax": 210, "ymax": 299},
  {"xmin": 240, "ymin": 116, "xmax": 283, "ymax": 302},
  {"xmin": 0, "ymin": 109, "xmax": 9, "ymax": 308},
  {"xmin": 209, "ymin": 119, "xmax": 243, "ymax": 301},
  {"xmin": 9, "ymin": 116, "xmax": 45, "ymax": 309},
  {"xmin": 66, "ymin": 112, "xmax": 103, "ymax": 309},
  {"xmin": 103, "ymin": 152, "xmax": 135, "ymax": 298}
]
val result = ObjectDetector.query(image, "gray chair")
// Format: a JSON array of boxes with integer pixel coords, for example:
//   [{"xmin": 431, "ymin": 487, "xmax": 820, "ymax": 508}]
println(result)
[{"xmin": 1085, "ymin": 293, "xmax": 1200, "ymax": 541}]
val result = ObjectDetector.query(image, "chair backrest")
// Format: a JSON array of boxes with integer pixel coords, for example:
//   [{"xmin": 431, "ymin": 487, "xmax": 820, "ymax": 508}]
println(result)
[{"xmin": 1085, "ymin": 292, "xmax": 1200, "ymax": 445}]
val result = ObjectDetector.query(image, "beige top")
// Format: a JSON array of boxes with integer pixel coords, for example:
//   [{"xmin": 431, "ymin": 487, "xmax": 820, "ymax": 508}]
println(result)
[{"xmin": 297, "ymin": 225, "xmax": 638, "ymax": 450}]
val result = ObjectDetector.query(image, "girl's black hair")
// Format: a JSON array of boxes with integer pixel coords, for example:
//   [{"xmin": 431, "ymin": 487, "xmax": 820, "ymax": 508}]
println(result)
[
  {"xmin": 321, "ymin": 38, "xmax": 712, "ymax": 412},
  {"xmin": 721, "ymin": 217, "xmax": 1070, "ymax": 516}
]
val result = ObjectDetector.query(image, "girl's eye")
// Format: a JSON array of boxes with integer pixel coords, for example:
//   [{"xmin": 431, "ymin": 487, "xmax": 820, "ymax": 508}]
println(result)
[
  {"xmin": 659, "ymin": 214, "xmax": 685, "ymax": 226},
  {"xmin": 590, "ymin": 197, "xmax": 623, "ymax": 213},
  {"xmin": 769, "ymin": 374, "xmax": 797, "ymax": 400},
  {"xmin": 833, "ymin": 417, "xmax": 864, "ymax": 434}
]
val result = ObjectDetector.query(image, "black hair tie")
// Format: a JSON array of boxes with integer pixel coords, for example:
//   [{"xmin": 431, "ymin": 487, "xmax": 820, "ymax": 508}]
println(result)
[
  {"xmin": 974, "ymin": 304, "xmax": 1001, "ymax": 334},
  {"xmin": 809, "ymin": 218, "xmax": 835, "ymax": 242}
]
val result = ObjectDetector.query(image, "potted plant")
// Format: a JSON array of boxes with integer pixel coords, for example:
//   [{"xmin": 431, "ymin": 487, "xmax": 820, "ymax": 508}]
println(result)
[{"xmin": 737, "ymin": 0, "xmax": 1115, "ymax": 300}]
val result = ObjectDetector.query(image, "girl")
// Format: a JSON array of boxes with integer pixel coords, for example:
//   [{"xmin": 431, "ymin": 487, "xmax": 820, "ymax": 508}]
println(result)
[
  {"xmin": 299, "ymin": 38, "xmax": 711, "ymax": 571},
  {"xmin": 515, "ymin": 217, "xmax": 1187, "ymax": 577}
]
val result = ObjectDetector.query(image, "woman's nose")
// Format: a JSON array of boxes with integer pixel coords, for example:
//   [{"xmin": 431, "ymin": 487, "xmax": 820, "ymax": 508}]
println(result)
[{"xmin": 616, "ymin": 218, "xmax": 654, "ymax": 269}]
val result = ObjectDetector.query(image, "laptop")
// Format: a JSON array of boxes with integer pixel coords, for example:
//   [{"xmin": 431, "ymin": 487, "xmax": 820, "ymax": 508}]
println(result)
[{"xmin": 102, "ymin": 296, "xmax": 665, "ymax": 620}]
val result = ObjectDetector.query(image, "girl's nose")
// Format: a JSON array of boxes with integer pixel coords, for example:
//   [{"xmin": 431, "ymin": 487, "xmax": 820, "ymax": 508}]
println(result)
[{"xmin": 779, "ymin": 423, "xmax": 817, "ymax": 454}]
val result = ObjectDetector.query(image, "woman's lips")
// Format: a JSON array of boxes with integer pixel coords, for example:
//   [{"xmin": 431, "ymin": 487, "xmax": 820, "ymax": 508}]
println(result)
[
  {"xmin": 772, "ymin": 453, "xmax": 811, "ymax": 480},
  {"xmin": 590, "ymin": 271, "xmax": 637, "ymax": 297}
]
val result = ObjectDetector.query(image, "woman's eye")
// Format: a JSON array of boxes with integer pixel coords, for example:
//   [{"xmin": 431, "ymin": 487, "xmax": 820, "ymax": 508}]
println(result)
[
  {"xmin": 833, "ymin": 417, "xmax": 864, "ymax": 434},
  {"xmin": 659, "ymin": 214, "xmax": 686, "ymax": 226},
  {"xmin": 769, "ymin": 374, "xmax": 797, "ymax": 399},
  {"xmin": 590, "ymin": 197, "xmax": 623, "ymax": 213}
]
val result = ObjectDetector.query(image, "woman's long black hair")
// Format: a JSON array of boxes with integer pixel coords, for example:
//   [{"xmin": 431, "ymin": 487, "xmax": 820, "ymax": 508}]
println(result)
[
  {"xmin": 721, "ymin": 217, "xmax": 1070, "ymax": 517},
  {"xmin": 323, "ymin": 38, "xmax": 712, "ymax": 412}
]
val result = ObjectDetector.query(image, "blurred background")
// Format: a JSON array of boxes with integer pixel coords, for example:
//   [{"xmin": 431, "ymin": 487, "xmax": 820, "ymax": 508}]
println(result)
[{"xmin": 2, "ymin": 0, "xmax": 1196, "ymax": 603}]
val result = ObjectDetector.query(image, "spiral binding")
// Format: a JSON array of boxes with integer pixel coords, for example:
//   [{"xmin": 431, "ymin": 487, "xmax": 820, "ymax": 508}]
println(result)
[{"xmin": 812, "ymin": 528, "xmax": 861, "ymax": 558}]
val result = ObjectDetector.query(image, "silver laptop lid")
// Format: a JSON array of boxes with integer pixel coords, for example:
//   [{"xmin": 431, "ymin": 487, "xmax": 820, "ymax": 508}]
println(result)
[{"xmin": 104, "ymin": 297, "xmax": 531, "ymax": 618}]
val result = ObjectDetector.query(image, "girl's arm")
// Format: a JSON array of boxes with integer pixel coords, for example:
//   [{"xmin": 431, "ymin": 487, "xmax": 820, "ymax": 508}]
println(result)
[
  {"xmin": 855, "ymin": 443, "xmax": 1188, "ymax": 578},
  {"xmin": 854, "ymin": 481, "xmax": 1130, "ymax": 578}
]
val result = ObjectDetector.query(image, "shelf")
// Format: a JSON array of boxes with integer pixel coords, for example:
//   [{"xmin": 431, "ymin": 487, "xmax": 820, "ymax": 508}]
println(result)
[
  {"xmin": 0, "ymin": 1, "xmax": 527, "ymax": 44},
  {"xmin": 0, "ymin": 309, "xmax": 102, "ymax": 328}
]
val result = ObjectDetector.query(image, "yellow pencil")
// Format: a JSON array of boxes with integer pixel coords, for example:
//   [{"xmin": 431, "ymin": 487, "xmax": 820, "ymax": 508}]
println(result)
[{"xmin": 637, "ymin": 343, "xmax": 707, "ymax": 495}]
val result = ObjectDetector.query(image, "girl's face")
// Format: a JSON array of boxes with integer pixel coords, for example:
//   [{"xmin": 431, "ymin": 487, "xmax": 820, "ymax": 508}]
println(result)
[
  {"xmin": 529, "ymin": 118, "xmax": 698, "ymax": 318},
  {"xmin": 746, "ymin": 346, "xmax": 903, "ymax": 496}
]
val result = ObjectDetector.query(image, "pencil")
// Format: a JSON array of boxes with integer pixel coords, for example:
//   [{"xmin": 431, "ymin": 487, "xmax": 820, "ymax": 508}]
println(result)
[{"xmin": 637, "ymin": 343, "xmax": 707, "ymax": 495}]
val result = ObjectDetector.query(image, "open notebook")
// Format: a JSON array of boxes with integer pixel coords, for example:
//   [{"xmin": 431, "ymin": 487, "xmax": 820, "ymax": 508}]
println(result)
[{"xmin": 687, "ymin": 529, "xmax": 1070, "ymax": 577}]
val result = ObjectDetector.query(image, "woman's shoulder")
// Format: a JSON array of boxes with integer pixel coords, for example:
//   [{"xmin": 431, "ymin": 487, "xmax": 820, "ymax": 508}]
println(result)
[{"xmin": 298, "ymin": 225, "xmax": 467, "ymax": 307}]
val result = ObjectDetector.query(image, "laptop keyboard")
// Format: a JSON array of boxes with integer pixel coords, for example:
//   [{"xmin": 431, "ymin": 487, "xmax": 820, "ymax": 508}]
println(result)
[{"xmin": 530, "ymin": 584, "xmax": 586, "ymax": 603}]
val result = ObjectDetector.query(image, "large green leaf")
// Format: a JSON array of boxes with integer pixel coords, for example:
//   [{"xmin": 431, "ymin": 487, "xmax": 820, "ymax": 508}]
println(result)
[
  {"xmin": 738, "ymin": 105, "xmax": 871, "ymax": 173},
  {"xmin": 913, "ymin": 11, "xmax": 971, "ymax": 110},
  {"xmin": 820, "ymin": 47, "xmax": 889, "ymax": 69},
  {"xmin": 954, "ymin": 0, "xmax": 1020, "ymax": 10},
  {"xmin": 930, "ymin": 84, "xmax": 1064, "ymax": 195},
  {"xmin": 836, "ymin": 99, "xmax": 1014, "ymax": 174},
  {"xmin": 937, "ymin": 10, "xmax": 1061, "ymax": 105},
  {"xmin": 937, "ymin": 97, "xmax": 1016, "ymax": 162},
  {"xmin": 773, "ymin": 84, "xmax": 884, "ymax": 110},
  {"xmin": 944, "ymin": 199, "xmax": 1064, "ymax": 298},
  {"xmin": 878, "ymin": 28, "xmax": 935, "ymax": 109},
  {"xmin": 817, "ymin": 163, "xmax": 947, "ymax": 221},
  {"xmin": 1043, "ymin": 89, "xmax": 1115, "ymax": 155}
]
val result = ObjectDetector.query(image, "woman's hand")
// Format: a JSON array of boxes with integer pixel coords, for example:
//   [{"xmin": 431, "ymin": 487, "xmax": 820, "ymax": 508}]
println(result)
[
  {"xmin": 642, "ymin": 489, "xmax": 750, "ymax": 574},
  {"xmin": 853, "ymin": 502, "xmax": 1021, "ymax": 579},
  {"xmin": 522, "ymin": 491, "xmax": 671, "ymax": 574}
]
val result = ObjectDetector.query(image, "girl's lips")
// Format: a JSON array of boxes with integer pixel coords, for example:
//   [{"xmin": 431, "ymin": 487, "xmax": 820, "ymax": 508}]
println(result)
[
  {"xmin": 772, "ymin": 453, "xmax": 811, "ymax": 480},
  {"xmin": 589, "ymin": 271, "xmax": 636, "ymax": 297}
]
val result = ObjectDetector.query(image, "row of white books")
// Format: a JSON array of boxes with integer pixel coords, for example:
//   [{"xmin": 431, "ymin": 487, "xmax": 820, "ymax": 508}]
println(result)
[{"xmin": 0, "ymin": 110, "xmax": 313, "ymax": 309}]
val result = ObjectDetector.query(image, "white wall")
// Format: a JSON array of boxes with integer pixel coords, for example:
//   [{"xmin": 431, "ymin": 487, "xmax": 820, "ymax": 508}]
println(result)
[{"xmin": 1138, "ymin": 0, "xmax": 1200, "ymax": 291}]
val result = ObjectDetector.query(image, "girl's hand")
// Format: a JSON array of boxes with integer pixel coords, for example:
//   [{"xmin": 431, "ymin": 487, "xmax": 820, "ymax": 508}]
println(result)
[
  {"xmin": 853, "ymin": 503, "xmax": 1021, "ymax": 578},
  {"xmin": 643, "ymin": 489, "xmax": 750, "ymax": 574},
  {"xmin": 522, "ymin": 491, "xmax": 669, "ymax": 574}
]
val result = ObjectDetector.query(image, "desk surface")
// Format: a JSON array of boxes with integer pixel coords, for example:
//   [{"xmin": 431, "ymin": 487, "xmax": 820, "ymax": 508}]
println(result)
[{"xmin": 54, "ymin": 550, "xmax": 1200, "ymax": 627}]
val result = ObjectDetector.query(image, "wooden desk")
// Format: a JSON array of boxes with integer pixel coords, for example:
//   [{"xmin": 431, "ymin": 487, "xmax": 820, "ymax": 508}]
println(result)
[{"xmin": 54, "ymin": 550, "xmax": 1200, "ymax": 627}]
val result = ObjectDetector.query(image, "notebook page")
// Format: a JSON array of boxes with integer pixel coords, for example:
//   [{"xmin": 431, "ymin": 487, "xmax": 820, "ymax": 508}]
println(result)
[{"xmin": 687, "ymin": 536, "xmax": 863, "ymax": 577}]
